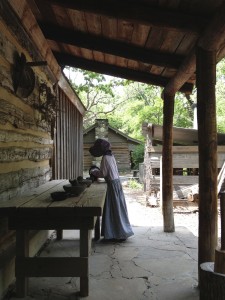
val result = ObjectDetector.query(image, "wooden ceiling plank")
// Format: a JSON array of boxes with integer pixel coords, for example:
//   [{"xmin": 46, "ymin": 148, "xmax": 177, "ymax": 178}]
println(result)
[
  {"xmin": 8, "ymin": 0, "xmax": 61, "ymax": 80},
  {"xmin": 54, "ymin": 51, "xmax": 193, "ymax": 94},
  {"xmin": 43, "ymin": 0, "xmax": 208, "ymax": 32},
  {"xmin": 39, "ymin": 22, "xmax": 184, "ymax": 69},
  {"xmin": 145, "ymin": 27, "xmax": 167, "ymax": 50},
  {"xmin": 175, "ymin": 33, "xmax": 198, "ymax": 55},
  {"xmin": 67, "ymin": 10, "xmax": 87, "ymax": 32},
  {"xmin": 85, "ymin": 12, "xmax": 102, "ymax": 35},
  {"xmin": 101, "ymin": 16, "xmax": 117, "ymax": 40},
  {"xmin": 131, "ymin": 23, "xmax": 151, "ymax": 46},
  {"xmin": 32, "ymin": 0, "xmax": 57, "ymax": 23},
  {"xmin": 51, "ymin": 4, "xmax": 74, "ymax": 29},
  {"xmin": 32, "ymin": 0, "xmax": 71, "ymax": 55},
  {"xmin": 163, "ymin": 3, "xmax": 225, "ymax": 96},
  {"xmin": 160, "ymin": 31, "xmax": 184, "ymax": 53},
  {"xmin": 117, "ymin": 20, "xmax": 134, "ymax": 42}
]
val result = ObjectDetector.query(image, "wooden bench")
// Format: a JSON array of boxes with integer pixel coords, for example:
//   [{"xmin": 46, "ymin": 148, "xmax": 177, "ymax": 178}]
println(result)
[{"xmin": 0, "ymin": 180, "xmax": 107, "ymax": 297}]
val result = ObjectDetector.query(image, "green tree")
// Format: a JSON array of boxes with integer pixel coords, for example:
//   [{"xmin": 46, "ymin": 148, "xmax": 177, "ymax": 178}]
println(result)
[
  {"xmin": 65, "ymin": 64, "xmax": 225, "ymax": 139},
  {"xmin": 65, "ymin": 68, "xmax": 127, "ymax": 128}
]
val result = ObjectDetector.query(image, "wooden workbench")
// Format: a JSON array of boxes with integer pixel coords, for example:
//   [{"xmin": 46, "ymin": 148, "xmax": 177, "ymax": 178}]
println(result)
[{"xmin": 0, "ymin": 180, "xmax": 107, "ymax": 297}]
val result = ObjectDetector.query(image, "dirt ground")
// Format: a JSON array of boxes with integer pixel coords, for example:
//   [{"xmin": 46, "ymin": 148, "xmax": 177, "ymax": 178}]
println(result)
[{"xmin": 122, "ymin": 184, "xmax": 221, "ymax": 240}]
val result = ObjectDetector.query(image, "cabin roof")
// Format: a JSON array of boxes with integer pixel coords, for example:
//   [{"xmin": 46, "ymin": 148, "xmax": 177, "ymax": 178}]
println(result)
[
  {"xmin": 8, "ymin": 0, "xmax": 225, "ymax": 96},
  {"xmin": 84, "ymin": 123, "xmax": 143, "ymax": 145}
]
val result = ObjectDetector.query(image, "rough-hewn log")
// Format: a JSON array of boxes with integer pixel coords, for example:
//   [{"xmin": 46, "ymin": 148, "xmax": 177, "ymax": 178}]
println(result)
[
  {"xmin": 196, "ymin": 47, "xmax": 218, "ymax": 267},
  {"xmin": 162, "ymin": 93, "xmax": 175, "ymax": 232},
  {"xmin": 163, "ymin": 3, "xmax": 225, "ymax": 96},
  {"xmin": 0, "ymin": 147, "xmax": 52, "ymax": 162},
  {"xmin": 40, "ymin": 22, "xmax": 184, "ymax": 69}
]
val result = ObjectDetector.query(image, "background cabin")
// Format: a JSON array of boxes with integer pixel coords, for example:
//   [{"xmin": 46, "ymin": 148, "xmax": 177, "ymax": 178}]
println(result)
[
  {"xmin": 83, "ymin": 119, "xmax": 142, "ymax": 172},
  {"xmin": 142, "ymin": 123, "xmax": 225, "ymax": 201}
]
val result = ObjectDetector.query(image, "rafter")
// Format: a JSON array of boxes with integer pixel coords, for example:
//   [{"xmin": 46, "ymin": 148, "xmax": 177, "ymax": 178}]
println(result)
[
  {"xmin": 39, "ymin": 22, "xmax": 184, "ymax": 69},
  {"xmin": 54, "ymin": 51, "xmax": 193, "ymax": 94}
]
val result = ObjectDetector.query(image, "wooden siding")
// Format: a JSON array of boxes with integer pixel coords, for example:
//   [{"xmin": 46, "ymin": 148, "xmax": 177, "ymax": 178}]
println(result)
[
  {"xmin": 53, "ymin": 87, "xmax": 83, "ymax": 179},
  {"xmin": 145, "ymin": 146, "xmax": 225, "ymax": 169}
]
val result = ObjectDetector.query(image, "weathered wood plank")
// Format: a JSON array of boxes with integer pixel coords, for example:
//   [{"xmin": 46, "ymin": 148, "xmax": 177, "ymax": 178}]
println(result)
[
  {"xmin": 16, "ymin": 257, "xmax": 88, "ymax": 277},
  {"xmin": 0, "ymin": 147, "xmax": 52, "ymax": 162},
  {"xmin": 0, "ymin": 180, "xmax": 64, "ymax": 212},
  {"xmin": 9, "ymin": 216, "xmax": 95, "ymax": 230},
  {"xmin": 0, "ymin": 129, "xmax": 53, "ymax": 145}
]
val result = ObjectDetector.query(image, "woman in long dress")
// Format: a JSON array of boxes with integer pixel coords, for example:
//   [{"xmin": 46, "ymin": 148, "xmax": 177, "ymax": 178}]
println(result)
[{"xmin": 89, "ymin": 138, "xmax": 134, "ymax": 241}]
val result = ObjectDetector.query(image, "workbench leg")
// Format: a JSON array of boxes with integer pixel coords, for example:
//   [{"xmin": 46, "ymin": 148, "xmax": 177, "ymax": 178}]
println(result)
[
  {"xmin": 56, "ymin": 229, "xmax": 63, "ymax": 240},
  {"xmin": 80, "ymin": 229, "xmax": 92, "ymax": 297},
  {"xmin": 94, "ymin": 217, "xmax": 100, "ymax": 240},
  {"xmin": 15, "ymin": 230, "xmax": 29, "ymax": 297}
]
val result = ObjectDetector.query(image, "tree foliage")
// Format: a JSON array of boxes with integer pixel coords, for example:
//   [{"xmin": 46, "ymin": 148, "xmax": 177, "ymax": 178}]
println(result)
[
  {"xmin": 65, "ymin": 68, "xmax": 127, "ymax": 128},
  {"xmin": 64, "ymin": 59, "xmax": 225, "ymax": 141}
]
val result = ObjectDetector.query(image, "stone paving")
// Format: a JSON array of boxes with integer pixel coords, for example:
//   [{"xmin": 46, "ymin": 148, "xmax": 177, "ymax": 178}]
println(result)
[{"xmin": 5, "ymin": 186, "xmax": 200, "ymax": 300}]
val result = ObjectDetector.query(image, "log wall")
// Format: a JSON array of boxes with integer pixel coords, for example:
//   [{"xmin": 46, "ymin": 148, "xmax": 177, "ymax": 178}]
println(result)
[
  {"xmin": 0, "ymin": 2, "xmax": 85, "ymax": 297},
  {"xmin": 0, "ymin": 5, "xmax": 55, "ymax": 296},
  {"xmin": 0, "ymin": 9, "xmax": 54, "ymax": 202}
]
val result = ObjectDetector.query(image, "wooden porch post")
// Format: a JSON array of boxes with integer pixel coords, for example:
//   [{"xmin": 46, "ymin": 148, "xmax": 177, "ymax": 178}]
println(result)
[
  {"xmin": 162, "ymin": 93, "xmax": 175, "ymax": 232},
  {"xmin": 196, "ymin": 47, "xmax": 218, "ymax": 267}
]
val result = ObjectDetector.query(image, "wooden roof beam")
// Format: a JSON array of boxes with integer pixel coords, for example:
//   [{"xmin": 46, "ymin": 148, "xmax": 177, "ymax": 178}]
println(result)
[
  {"xmin": 39, "ymin": 22, "xmax": 184, "ymax": 69},
  {"xmin": 54, "ymin": 51, "xmax": 193, "ymax": 94},
  {"xmin": 41, "ymin": 0, "xmax": 208, "ymax": 33},
  {"xmin": 162, "ymin": 3, "xmax": 225, "ymax": 97}
]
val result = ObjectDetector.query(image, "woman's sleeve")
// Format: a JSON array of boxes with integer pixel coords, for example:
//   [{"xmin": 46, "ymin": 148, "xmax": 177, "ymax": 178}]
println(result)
[{"xmin": 100, "ymin": 156, "xmax": 109, "ymax": 178}]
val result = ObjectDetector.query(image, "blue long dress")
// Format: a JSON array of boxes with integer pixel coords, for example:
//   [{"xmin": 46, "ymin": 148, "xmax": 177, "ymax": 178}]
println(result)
[{"xmin": 98, "ymin": 154, "xmax": 134, "ymax": 240}]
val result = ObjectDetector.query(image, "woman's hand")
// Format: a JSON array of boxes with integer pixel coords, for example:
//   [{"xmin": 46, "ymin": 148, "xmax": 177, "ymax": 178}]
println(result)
[{"xmin": 90, "ymin": 169, "xmax": 99, "ymax": 177}]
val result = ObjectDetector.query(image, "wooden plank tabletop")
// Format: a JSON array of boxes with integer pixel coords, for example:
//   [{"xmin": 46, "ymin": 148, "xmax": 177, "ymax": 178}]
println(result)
[{"xmin": 0, "ymin": 180, "xmax": 107, "ymax": 218}]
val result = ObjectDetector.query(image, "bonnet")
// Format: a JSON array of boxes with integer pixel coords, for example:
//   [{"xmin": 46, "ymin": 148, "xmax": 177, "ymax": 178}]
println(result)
[{"xmin": 89, "ymin": 139, "xmax": 111, "ymax": 157}]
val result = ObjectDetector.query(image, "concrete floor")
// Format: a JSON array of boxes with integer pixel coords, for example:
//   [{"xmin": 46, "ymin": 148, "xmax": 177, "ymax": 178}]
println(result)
[{"xmin": 5, "ymin": 188, "xmax": 199, "ymax": 300}]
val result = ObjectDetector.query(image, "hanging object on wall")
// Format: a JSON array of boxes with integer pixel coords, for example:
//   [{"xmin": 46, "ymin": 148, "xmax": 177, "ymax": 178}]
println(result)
[
  {"xmin": 12, "ymin": 52, "xmax": 35, "ymax": 98},
  {"xmin": 12, "ymin": 52, "xmax": 47, "ymax": 98}
]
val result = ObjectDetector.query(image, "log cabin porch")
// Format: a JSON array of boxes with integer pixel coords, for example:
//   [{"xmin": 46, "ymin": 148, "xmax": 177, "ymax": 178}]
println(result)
[
  {"xmin": 4, "ymin": 186, "xmax": 200, "ymax": 300},
  {"xmin": 1, "ymin": 0, "xmax": 225, "ymax": 299}
]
